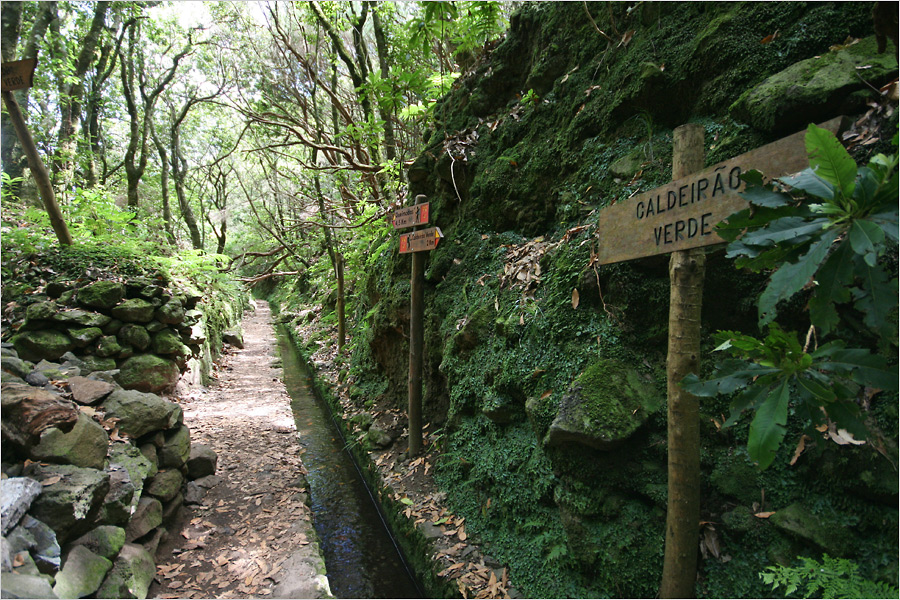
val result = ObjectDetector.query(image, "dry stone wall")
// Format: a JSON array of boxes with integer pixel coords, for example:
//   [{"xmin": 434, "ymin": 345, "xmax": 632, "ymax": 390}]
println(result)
[
  {"xmin": 1, "ymin": 350, "xmax": 221, "ymax": 599},
  {"xmin": 0, "ymin": 275, "xmax": 236, "ymax": 598}
]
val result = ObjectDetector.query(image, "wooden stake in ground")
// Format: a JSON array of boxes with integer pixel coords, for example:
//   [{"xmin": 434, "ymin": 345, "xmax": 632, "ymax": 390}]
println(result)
[
  {"xmin": 407, "ymin": 248, "xmax": 425, "ymax": 456},
  {"xmin": 1, "ymin": 62, "xmax": 73, "ymax": 246},
  {"xmin": 660, "ymin": 123, "xmax": 705, "ymax": 598}
]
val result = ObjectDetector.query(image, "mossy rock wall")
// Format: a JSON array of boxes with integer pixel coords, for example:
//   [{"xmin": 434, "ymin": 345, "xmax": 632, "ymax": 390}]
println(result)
[{"xmin": 345, "ymin": 2, "xmax": 897, "ymax": 598}]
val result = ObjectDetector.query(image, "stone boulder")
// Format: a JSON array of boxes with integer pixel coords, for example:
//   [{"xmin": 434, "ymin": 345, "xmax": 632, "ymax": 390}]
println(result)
[
  {"xmin": 184, "ymin": 475, "xmax": 221, "ymax": 505},
  {"xmin": 115, "ymin": 354, "xmax": 180, "ymax": 393},
  {"xmin": 0, "ymin": 572, "xmax": 57, "ymax": 599},
  {"xmin": 769, "ymin": 503, "xmax": 853, "ymax": 557},
  {"xmin": 24, "ymin": 464, "xmax": 110, "ymax": 544},
  {"xmin": 186, "ymin": 444, "xmax": 217, "ymax": 479},
  {"xmin": 111, "ymin": 299, "xmax": 155, "ymax": 324},
  {"xmin": 12, "ymin": 515, "xmax": 61, "ymax": 573},
  {"xmin": 125, "ymin": 497, "xmax": 162, "ymax": 542},
  {"xmin": 67, "ymin": 327, "xmax": 103, "ymax": 348},
  {"xmin": 95, "ymin": 335, "xmax": 123, "ymax": 358},
  {"xmin": 1, "ymin": 355, "xmax": 31, "ymax": 380},
  {"xmin": 117, "ymin": 324, "xmax": 150, "ymax": 352},
  {"xmin": 76, "ymin": 281, "xmax": 125, "ymax": 311},
  {"xmin": 159, "ymin": 425, "xmax": 191, "ymax": 469},
  {"xmin": 67, "ymin": 376, "xmax": 115, "ymax": 406},
  {"xmin": 145, "ymin": 469, "xmax": 184, "ymax": 503},
  {"xmin": 96, "ymin": 543, "xmax": 155, "ymax": 599},
  {"xmin": 99, "ymin": 467, "xmax": 137, "ymax": 526},
  {"xmin": 52, "ymin": 545, "xmax": 113, "ymax": 599},
  {"xmin": 1, "ymin": 477, "xmax": 42, "ymax": 536},
  {"xmin": 107, "ymin": 443, "xmax": 154, "ymax": 515},
  {"xmin": 10, "ymin": 330, "xmax": 74, "ymax": 362},
  {"xmin": 31, "ymin": 412, "xmax": 109, "ymax": 470},
  {"xmin": 151, "ymin": 328, "xmax": 185, "ymax": 355},
  {"xmin": 222, "ymin": 330, "xmax": 244, "ymax": 349},
  {"xmin": 544, "ymin": 359, "xmax": 659, "ymax": 450},
  {"xmin": 732, "ymin": 35, "xmax": 899, "ymax": 133},
  {"xmin": 52, "ymin": 309, "xmax": 111, "ymax": 329},
  {"xmin": 102, "ymin": 389, "xmax": 181, "ymax": 438},
  {"xmin": 155, "ymin": 298, "xmax": 185, "ymax": 325},
  {"xmin": 69, "ymin": 525, "xmax": 126, "ymax": 561}
]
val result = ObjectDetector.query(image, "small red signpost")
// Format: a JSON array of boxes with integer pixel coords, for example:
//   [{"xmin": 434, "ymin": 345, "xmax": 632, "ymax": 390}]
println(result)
[{"xmin": 393, "ymin": 197, "xmax": 444, "ymax": 456}]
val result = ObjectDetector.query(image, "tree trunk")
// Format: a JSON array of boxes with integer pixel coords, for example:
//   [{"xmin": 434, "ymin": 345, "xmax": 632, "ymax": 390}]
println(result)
[
  {"xmin": 660, "ymin": 123, "xmax": 706, "ymax": 599},
  {"xmin": 370, "ymin": 3, "xmax": 398, "ymax": 167},
  {"xmin": 1, "ymin": 1, "xmax": 53, "ymax": 200},
  {"xmin": 171, "ymin": 132, "xmax": 202, "ymax": 249},
  {"xmin": 150, "ymin": 119, "xmax": 176, "ymax": 245},
  {"xmin": 52, "ymin": 2, "xmax": 108, "ymax": 196},
  {"xmin": 2, "ymin": 90, "xmax": 73, "ymax": 246}
]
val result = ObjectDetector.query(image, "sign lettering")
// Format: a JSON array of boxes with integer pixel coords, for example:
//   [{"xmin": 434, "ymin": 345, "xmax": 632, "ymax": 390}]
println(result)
[
  {"xmin": 392, "ymin": 202, "xmax": 430, "ymax": 229},
  {"xmin": 399, "ymin": 227, "xmax": 444, "ymax": 254},
  {"xmin": 1, "ymin": 58, "xmax": 37, "ymax": 92},
  {"xmin": 595, "ymin": 117, "xmax": 843, "ymax": 265}
]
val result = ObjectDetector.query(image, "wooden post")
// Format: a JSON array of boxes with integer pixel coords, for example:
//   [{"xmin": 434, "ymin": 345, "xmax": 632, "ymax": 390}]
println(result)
[
  {"xmin": 408, "ymin": 248, "xmax": 425, "ymax": 456},
  {"xmin": 660, "ymin": 123, "xmax": 706, "ymax": 599},
  {"xmin": 1, "ymin": 90, "xmax": 73, "ymax": 246},
  {"xmin": 336, "ymin": 252, "xmax": 346, "ymax": 351}
]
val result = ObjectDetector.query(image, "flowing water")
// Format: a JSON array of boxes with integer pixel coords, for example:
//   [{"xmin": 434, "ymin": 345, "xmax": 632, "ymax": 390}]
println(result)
[{"xmin": 276, "ymin": 327, "xmax": 423, "ymax": 599}]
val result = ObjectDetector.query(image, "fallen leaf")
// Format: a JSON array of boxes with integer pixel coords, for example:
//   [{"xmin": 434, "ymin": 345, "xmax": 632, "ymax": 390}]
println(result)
[
  {"xmin": 754, "ymin": 511, "xmax": 775, "ymax": 518},
  {"xmin": 168, "ymin": 581, "xmax": 183, "ymax": 589},
  {"xmin": 790, "ymin": 435, "xmax": 810, "ymax": 466},
  {"xmin": 572, "ymin": 288, "xmax": 580, "ymax": 309},
  {"xmin": 760, "ymin": 30, "xmax": 779, "ymax": 44},
  {"xmin": 41, "ymin": 476, "xmax": 61, "ymax": 486}
]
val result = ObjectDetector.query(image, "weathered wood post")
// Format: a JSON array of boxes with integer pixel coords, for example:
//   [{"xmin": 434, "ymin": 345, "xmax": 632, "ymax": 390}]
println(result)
[
  {"xmin": 1, "ymin": 58, "xmax": 72, "ymax": 246},
  {"xmin": 392, "ymin": 197, "xmax": 442, "ymax": 457},
  {"xmin": 408, "ymin": 248, "xmax": 425, "ymax": 456},
  {"xmin": 336, "ymin": 252, "xmax": 346, "ymax": 351},
  {"xmin": 660, "ymin": 124, "xmax": 705, "ymax": 598}
]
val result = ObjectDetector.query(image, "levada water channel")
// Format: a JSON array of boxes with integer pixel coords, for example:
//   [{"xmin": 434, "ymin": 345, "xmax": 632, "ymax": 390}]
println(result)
[{"xmin": 275, "ymin": 325, "xmax": 423, "ymax": 598}]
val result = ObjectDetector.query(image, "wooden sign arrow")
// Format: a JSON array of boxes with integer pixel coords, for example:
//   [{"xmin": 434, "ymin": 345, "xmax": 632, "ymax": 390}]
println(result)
[
  {"xmin": 1, "ymin": 58, "xmax": 37, "ymax": 92},
  {"xmin": 393, "ymin": 202, "xmax": 430, "ymax": 229},
  {"xmin": 399, "ymin": 226, "xmax": 443, "ymax": 254},
  {"xmin": 595, "ymin": 116, "xmax": 844, "ymax": 265}
]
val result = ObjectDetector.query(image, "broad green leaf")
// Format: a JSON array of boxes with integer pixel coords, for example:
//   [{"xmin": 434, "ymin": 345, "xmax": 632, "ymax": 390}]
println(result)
[
  {"xmin": 808, "ymin": 240, "xmax": 853, "ymax": 335},
  {"xmin": 680, "ymin": 361, "xmax": 778, "ymax": 396},
  {"xmin": 724, "ymin": 384, "xmax": 773, "ymax": 428},
  {"xmin": 848, "ymin": 220, "xmax": 884, "ymax": 266},
  {"xmin": 823, "ymin": 400, "xmax": 867, "ymax": 440},
  {"xmin": 758, "ymin": 236, "xmax": 832, "ymax": 326},
  {"xmin": 817, "ymin": 347, "xmax": 898, "ymax": 390},
  {"xmin": 780, "ymin": 169, "xmax": 834, "ymax": 201},
  {"xmin": 795, "ymin": 374, "xmax": 837, "ymax": 403},
  {"xmin": 806, "ymin": 123, "xmax": 857, "ymax": 199},
  {"xmin": 741, "ymin": 184, "xmax": 794, "ymax": 208},
  {"xmin": 869, "ymin": 210, "xmax": 899, "ymax": 243},
  {"xmin": 739, "ymin": 216, "xmax": 828, "ymax": 248},
  {"xmin": 851, "ymin": 257, "xmax": 897, "ymax": 336},
  {"xmin": 747, "ymin": 379, "xmax": 790, "ymax": 469}
]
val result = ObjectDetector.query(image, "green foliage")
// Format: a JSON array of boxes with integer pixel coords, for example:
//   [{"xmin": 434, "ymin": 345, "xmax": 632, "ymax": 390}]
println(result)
[
  {"xmin": 684, "ymin": 128, "xmax": 898, "ymax": 468},
  {"xmin": 760, "ymin": 555, "xmax": 899, "ymax": 599}
]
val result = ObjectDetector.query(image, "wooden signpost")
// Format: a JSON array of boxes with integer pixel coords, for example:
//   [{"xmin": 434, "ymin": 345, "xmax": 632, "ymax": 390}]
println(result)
[
  {"xmin": 393, "ymin": 196, "xmax": 444, "ymax": 456},
  {"xmin": 593, "ymin": 118, "xmax": 843, "ymax": 598},
  {"xmin": 595, "ymin": 116, "xmax": 844, "ymax": 265},
  {"xmin": 1, "ymin": 57, "xmax": 73, "ymax": 246}
]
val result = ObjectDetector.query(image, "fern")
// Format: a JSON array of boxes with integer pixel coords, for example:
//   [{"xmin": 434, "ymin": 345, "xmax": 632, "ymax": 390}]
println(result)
[{"xmin": 760, "ymin": 555, "xmax": 898, "ymax": 599}]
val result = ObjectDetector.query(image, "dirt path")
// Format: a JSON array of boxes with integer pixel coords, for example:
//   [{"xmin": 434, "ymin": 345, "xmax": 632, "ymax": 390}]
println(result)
[{"xmin": 150, "ymin": 302, "xmax": 329, "ymax": 599}]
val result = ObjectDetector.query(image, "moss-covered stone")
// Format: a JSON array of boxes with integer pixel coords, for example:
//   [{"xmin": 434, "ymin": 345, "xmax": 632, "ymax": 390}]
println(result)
[
  {"xmin": 151, "ymin": 328, "xmax": 185, "ymax": 355},
  {"xmin": 11, "ymin": 329, "xmax": 74, "ymax": 362},
  {"xmin": 111, "ymin": 298, "xmax": 155, "ymax": 323},
  {"xmin": 117, "ymin": 324, "xmax": 151, "ymax": 351},
  {"xmin": 768, "ymin": 503, "xmax": 854, "ymax": 557},
  {"xmin": 31, "ymin": 412, "xmax": 109, "ymax": 470},
  {"xmin": 77, "ymin": 281, "xmax": 125, "ymax": 311},
  {"xmin": 52, "ymin": 308, "xmax": 111, "ymax": 328},
  {"xmin": 95, "ymin": 335, "xmax": 123, "ymax": 358},
  {"xmin": 544, "ymin": 359, "xmax": 659, "ymax": 450},
  {"xmin": 68, "ymin": 326, "xmax": 103, "ymax": 348},
  {"xmin": 115, "ymin": 354, "xmax": 180, "ymax": 393},
  {"xmin": 732, "ymin": 36, "xmax": 899, "ymax": 133},
  {"xmin": 25, "ymin": 301, "xmax": 58, "ymax": 322}
]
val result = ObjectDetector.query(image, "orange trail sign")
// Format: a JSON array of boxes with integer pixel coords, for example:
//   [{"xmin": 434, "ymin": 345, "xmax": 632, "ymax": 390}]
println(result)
[
  {"xmin": 1, "ymin": 58, "xmax": 37, "ymax": 92},
  {"xmin": 399, "ymin": 227, "xmax": 444, "ymax": 254},
  {"xmin": 595, "ymin": 116, "xmax": 843, "ymax": 265},
  {"xmin": 393, "ymin": 202, "xmax": 430, "ymax": 229}
]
